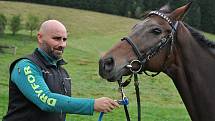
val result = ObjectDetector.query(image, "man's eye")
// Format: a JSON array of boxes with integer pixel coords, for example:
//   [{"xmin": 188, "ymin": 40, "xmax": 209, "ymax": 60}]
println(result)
[
  {"xmin": 63, "ymin": 38, "xmax": 67, "ymax": 42},
  {"xmin": 53, "ymin": 37, "xmax": 61, "ymax": 40},
  {"xmin": 151, "ymin": 28, "xmax": 162, "ymax": 35},
  {"xmin": 52, "ymin": 37, "xmax": 67, "ymax": 42}
]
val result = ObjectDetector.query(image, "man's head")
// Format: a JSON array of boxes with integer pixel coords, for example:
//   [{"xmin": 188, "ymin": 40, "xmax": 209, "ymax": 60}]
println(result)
[{"xmin": 38, "ymin": 20, "xmax": 68, "ymax": 60}]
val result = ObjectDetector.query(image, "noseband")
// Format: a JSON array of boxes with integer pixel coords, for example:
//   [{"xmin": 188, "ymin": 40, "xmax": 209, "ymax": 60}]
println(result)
[{"xmin": 122, "ymin": 11, "xmax": 179, "ymax": 76}]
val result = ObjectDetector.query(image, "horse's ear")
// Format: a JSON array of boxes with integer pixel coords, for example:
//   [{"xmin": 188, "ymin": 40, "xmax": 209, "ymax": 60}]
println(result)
[
  {"xmin": 159, "ymin": 3, "xmax": 171, "ymax": 12},
  {"xmin": 169, "ymin": 2, "xmax": 192, "ymax": 21}
]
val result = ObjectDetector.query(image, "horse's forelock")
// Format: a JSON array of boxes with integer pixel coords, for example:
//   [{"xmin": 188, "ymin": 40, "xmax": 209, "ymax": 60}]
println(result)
[{"xmin": 159, "ymin": 3, "xmax": 172, "ymax": 14}]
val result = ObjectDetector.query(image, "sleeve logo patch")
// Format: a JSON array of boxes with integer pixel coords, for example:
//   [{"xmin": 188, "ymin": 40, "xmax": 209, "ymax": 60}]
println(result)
[{"xmin": 24, "ymin": 65, "xmax": 57, "ymax": 106}]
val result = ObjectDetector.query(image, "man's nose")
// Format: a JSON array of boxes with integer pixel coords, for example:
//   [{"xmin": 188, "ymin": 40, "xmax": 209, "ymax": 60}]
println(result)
[
  {"xmin": 61, "ymin": 41, "xmax": 67, "ymax": 47},
  {"xmin": 58, "ymin": 40, "xmax": 67, "ymax": 47}
]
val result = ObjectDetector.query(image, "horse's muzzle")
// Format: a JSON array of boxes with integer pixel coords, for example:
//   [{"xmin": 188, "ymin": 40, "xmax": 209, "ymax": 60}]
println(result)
[{"xmin": 99, "ymin": 56, "xmax": 115, "ymax": 79}]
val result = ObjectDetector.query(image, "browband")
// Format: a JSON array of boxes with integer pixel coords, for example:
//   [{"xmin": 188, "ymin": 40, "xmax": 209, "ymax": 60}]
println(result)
[{"xmin": 148, "ymin": 11, "xmax": 172, "ymax": 25}]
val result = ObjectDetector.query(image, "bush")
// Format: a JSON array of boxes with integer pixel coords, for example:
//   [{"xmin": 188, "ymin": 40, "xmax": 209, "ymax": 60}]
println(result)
[
  {"xmin": 25, "ymin": 14, "xmax": 39, "ymax": 37},
  {"xmin": 0, "ymin": 14, "xmax": 7, "ymax": 34},
  {"xmin": 10, "ymin": 15, "xmax": 21, "ymax": 35}
]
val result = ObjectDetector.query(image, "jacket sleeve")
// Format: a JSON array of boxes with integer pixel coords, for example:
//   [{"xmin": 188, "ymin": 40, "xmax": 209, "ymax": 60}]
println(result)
[{"xmin": 11, "ymin": 59, "xmax": 95, "ymax": 115}]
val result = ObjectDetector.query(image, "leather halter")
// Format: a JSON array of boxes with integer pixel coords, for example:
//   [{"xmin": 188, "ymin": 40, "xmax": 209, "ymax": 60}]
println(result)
[{"xmin": 122, "ymin": 11, "xmax": 179, "ymax": 76}]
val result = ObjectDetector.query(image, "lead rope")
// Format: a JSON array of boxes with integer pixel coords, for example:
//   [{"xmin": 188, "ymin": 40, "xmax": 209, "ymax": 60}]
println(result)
[
  {"xmin": 97, "ymin": 73, "xmax": 141, "ymax": 121},
  {"xmin": 118, "ymin": 74, "xmax": 141, "ymax": 121},
  {"xmin": 98, "ymin": 112, "xmax": 104, "ymax": 121},
  {"xmin": 118, "ymin": 79, "xmax": 131, "ymax": 121},
  {"xmin": 134, "ymin": 73, "xmax": 141, "ymax": 121},
  {"xmin": 97, "ymin": 79, "xmax": 129, "ymax": 121}
]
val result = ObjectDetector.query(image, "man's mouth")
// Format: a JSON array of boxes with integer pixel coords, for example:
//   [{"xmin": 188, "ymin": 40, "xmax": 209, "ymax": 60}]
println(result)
[
  {"xmin": 54, "ymin": 47, "xmax": 64, "ymax": 54},
  {"xmin": 55, "ymin": 49, "xmax": 63, "ymax": 53}
]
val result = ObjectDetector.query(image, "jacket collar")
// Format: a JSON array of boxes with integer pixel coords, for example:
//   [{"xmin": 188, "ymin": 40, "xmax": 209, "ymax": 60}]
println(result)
[{"xmin": 36, "ymin": 48, "xmax": 67, "ymax": 67}]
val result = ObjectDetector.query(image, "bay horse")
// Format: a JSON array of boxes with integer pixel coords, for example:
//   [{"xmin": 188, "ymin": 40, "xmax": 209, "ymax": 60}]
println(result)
[{"xmin": 99, "ymin": 2, "xmax": 215, "ymax": 121}]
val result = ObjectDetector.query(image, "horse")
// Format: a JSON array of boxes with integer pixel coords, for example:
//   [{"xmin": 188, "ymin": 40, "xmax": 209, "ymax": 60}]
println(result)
[{"xmin": 99, "ymin": 2, "xmax": 215, "ymax": 121}]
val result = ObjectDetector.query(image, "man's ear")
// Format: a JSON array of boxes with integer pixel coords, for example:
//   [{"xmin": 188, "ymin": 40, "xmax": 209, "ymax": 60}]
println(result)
[
  {"xmin": 169, "ymin": 2, "xmax": 192, "ymax": 21},
  {"xmin": 37, "ymin": 32, "xmax": 43, "ymax": 44}
]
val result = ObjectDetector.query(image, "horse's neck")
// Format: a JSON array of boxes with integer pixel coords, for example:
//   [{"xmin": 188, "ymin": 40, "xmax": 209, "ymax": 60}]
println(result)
[{"xmin": 165, "ymin": 22, "xmax": 215, "ymax": 121}]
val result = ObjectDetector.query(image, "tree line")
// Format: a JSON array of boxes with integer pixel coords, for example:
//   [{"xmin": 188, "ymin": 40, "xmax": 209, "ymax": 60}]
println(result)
[
  {"xmin": 0, "ymin": 14, "xmax": 39, "ymax": 37},
  {"xmin": 8, "ymin": 0, "xmax": 215, "ymax": 34}
]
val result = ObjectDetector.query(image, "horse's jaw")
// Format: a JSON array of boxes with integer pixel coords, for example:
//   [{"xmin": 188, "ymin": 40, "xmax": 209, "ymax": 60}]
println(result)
[{"xmin": 99, "ymin": 67, "xmax": 131, "ymax": 82}]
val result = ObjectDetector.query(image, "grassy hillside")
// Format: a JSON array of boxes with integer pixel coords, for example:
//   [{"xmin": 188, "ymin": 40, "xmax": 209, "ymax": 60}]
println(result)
[{"xmin": 1, "ymin": 1, "xmax": 215, "ymax": 121}]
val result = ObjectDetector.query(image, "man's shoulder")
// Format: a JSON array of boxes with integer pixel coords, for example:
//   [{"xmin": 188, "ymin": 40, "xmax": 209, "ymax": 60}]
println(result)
[
  {"xmin": 12, "ymin": 58, "xmax": 41, "ymax": 72},
  {"xmin": 16, "ymin": 59, "xmax": 33, "ymax": 65},
  {"xmin": 13, "ymin": 58, "xmax": 34, "ymax": 67}
]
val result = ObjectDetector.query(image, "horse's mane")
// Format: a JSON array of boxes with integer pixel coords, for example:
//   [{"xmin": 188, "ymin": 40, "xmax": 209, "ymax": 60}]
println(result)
[{"xmin": 184, "ymin": 23, "xmax": 215, "ymax": 48}]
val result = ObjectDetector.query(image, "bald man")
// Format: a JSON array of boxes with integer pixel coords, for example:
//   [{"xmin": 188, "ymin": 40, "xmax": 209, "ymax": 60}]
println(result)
[{"xmin": 3, "ymin": 20, "xmax": 119, "ymax": 121}]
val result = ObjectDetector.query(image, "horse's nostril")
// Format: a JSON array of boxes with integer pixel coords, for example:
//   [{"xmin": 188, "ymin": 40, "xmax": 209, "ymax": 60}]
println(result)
[{"xmin": 103, "ymin": 57, "xmax": 114, "ymax": 72}]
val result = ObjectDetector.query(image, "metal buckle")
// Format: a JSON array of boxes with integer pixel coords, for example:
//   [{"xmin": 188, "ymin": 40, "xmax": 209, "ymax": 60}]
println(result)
[{"xmin": 126, "ymin": 60, "xmax": 143, "ymax": 73}]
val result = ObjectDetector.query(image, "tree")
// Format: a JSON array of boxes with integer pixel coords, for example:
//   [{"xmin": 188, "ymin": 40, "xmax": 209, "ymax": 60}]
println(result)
[
  {"xmin": 198, "ymin": 0, "xmax": 215, "ymax": 33},
  {"xmin": 25, "ymin": 14, "xmax": 39, "ymax": 37},
  {"xmin": 10, "ymin": 15, "xmax": 21, "ymax": 35},
  {"xmin": 0, "ymin": 14, "xmax": 7, "ymax": 34}
]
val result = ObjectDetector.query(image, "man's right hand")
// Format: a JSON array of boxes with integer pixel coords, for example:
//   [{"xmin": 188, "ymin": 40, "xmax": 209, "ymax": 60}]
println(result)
[{"xmin": 94, "ymin": 97, "xmax": 119, "ymax": 113}]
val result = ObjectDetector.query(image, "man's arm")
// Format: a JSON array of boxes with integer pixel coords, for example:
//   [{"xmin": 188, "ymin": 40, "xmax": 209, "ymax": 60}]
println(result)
[{"xmin": 11, "ymin": 59, "xmax": 94, "ymax": 115}]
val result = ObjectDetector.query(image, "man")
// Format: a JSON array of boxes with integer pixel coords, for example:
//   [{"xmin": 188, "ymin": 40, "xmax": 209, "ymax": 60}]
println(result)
[{"xmin": 3, "ymin": 20, "xmax": 119, "ymax": 121}]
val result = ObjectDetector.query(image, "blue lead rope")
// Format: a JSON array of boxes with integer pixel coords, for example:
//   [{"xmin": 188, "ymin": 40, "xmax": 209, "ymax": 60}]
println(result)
[
  {"xmin": 98, "ymin": 98, "xmax": 129, "ymax": 121},
  {"xmin": 98, "ymin": 112, "xmax": 104, "ymax": 121}
]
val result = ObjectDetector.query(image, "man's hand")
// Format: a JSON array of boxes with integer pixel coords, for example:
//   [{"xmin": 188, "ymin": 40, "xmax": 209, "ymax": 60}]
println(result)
[{"xmin": 94, "ymin": 97, "xmax": 119, "ymax": 113}]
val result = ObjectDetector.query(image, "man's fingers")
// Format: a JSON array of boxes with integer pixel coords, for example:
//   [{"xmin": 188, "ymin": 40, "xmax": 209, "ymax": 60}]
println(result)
[
  {"xmin": 108, "ymin": 98, "xmax": 119, "ymax": 108},
  {"xmin": 94, "ymin": 97, "xmax": 120, "ymax": 112},
  {"xmin": 112, "ymin": 100, "xmax": 120, "ymax": 107}
]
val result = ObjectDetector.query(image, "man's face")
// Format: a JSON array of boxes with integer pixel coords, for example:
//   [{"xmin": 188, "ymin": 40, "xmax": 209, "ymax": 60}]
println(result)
[{"xmin": 39, "ymin": 26, "xmax": 67, "ymax": 60}]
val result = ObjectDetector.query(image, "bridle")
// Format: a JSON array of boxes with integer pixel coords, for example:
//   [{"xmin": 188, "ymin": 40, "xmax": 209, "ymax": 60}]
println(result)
[
  {"xmin": 122, "ymin": 11, "xmax": 179, "ymax": 76},
  {"xmin": 118, "ymin": 11, "xmax": 179, "ymax": 121},
  {"xmin": 97, "ymin": 10, "xmax": 179, "ymax": 121}
]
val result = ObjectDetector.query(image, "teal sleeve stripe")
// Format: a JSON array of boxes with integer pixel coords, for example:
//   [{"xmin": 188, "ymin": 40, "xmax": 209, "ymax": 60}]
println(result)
[{"xmin": 11, "ymin": 59, "xmax": 95, "ymax": 115}]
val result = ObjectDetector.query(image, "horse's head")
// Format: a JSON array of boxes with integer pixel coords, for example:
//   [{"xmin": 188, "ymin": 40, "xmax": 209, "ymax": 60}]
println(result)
[{"xmin": 99, "ymin": 3, "xmax": 192, "ymax": 81}]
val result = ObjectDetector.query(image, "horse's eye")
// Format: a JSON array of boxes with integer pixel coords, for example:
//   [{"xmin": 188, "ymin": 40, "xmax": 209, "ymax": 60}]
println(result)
[{"xmin": 151, "ymin": 28, "xmax": 162, "ymax": 35}]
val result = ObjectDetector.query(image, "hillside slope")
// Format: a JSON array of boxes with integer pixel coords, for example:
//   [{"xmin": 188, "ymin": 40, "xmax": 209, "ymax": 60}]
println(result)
[{"xmin": 1, "ymin": 1, "xmax": 214, "ymax": 121}]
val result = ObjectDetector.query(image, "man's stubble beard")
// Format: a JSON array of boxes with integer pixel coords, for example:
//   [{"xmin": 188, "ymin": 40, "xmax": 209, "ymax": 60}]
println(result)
[{"xmin": 41, "ymin": 42, "xmax": 63, "ymax": 60}]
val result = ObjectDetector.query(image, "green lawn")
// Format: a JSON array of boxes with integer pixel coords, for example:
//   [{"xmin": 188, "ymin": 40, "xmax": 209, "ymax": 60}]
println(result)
[{"xmin": 0, "ymin": 1, "xmax": 215, "ymax": 121}]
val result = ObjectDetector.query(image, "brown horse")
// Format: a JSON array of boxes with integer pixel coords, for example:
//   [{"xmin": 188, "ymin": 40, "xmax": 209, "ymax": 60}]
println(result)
[{"xmin": 99, "ymin": 2, "xmax": 215, "ymax": 121}]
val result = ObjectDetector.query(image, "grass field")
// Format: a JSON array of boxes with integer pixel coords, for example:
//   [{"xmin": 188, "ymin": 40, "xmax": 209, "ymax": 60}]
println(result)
[{"xmin": 0, "ymin": 1, "xmax": 215, "ymax": 121}]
